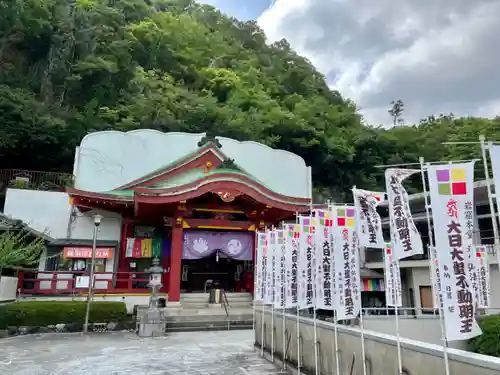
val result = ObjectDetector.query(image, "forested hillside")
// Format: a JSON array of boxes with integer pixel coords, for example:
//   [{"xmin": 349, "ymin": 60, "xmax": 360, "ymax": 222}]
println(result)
[{"xmin": 1, "ymin": 0, "xmax": 499, "ymax": 201}]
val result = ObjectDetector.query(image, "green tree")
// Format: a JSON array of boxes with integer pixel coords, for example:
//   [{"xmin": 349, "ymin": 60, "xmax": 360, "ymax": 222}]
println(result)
[
  {"xmin": 0, "ymin": 230, "xmax": 46, "ymax": 272},
  {"xmin": 0, "ymin": 0, "xmax": 499, "ymax": 201},
  {"xmin": 388, "ymin": 99, "xmax": 405, "ymax": 127}
]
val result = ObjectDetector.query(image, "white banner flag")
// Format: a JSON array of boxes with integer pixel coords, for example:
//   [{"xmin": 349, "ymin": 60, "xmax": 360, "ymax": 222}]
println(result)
[
  {"xmin": 298, "ymin": 216, "xmax": 315, "ymax": 309},
  {"xmin": 332, "ymin": 205, "xmax": 361, "ymax": 320},
  {"xmin": 385, "ymin": 168, "xmax": 424, "ymax": 260},
  {"xmin": 267, "ymin": 230, "xmax": 277, "ymax": 305},
  {"xmin": 429, "ymin": 246, "xmax": 441, "ymax": 309},
  {"xmin": 125, "ymin": 238, "xmax": 134, "ymax": 257},
  {"xmin": 261, "ymin": 231, "xmax": 270, "ymax": 303},
  {"xmin": 474, "ymin": 246, "xmax": 491, "ymax": 309},
  {"xmin": 353, "ymin": 188, "xmax": 385, "ymax": 248},
  {"xmin": 254, "ymin": 232, "xmax": 266, "ymax": 301},
  {"xmin": 314, "ymin": 210, "xmax": 334, "ymax": 309},
  {"xmin": 488, "ymin": 143, "xmax": 500, "ymax": 263},
  {"xmin": 285, "ymin": 224, "xmax": 300, "ymax": 308},
  {"xmin": 427, "ymin": 161, "xmax": 482, "ymax": 341},
  {"xmin": 274, "ymin": 230, "xmax": 286, "ymax": 308},
  {"xmin": 383, "ymin": 244, "xmax": 402, "ymax": 307}
]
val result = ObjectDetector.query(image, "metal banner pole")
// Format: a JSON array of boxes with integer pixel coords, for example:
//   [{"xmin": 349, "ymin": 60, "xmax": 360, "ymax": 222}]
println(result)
[
  {"xmin": 480, "ymin": 136, "xmax": 500, "ymax": 263},
  {"xmin": 261, "ymin": 300, "xmax": 265, "ymax": 357},
  {"xmin": 253, "ymin": 231, "xmax": 257, "ymax": 352},
  {"xmin": 333, "ymin": 310, "xmax": 340, "ymax": 375},
  {"xmin": 387, "ymin": 240, "xmax": 403, "ymax": 375},
  {"xmin": 283, "ymin": 294, "xmax": 286, "ymax": 370},
  {"xmin": 272, "ymin": 293, "xmax": 275, "ymax": 362},
  {"xmin": 313, "ymin": 306, "xmax": 319, "ymax": 375},
  {"xmin": 395, "ymin": 304, "xmax": 403, "ymax": 374},
  {"xmin": 261, "ymin": 229, "xmax": 267, "ymax": 357},
  {"xmin": 419, "ymin": 156, "xmax": 451, "ymax": 375},
  {"xmin": 271, "ymin": 226, "xmax": 276, "ymax": 363},
  {"xmin": 311, "ymin": 207, "xmax": 319, "ymax": 375},
  {"xmin": 296, "ymin": 306, "xmax": 301, "ymax": 374},
  {"xmin": 360, "ymin": 310, "xmax": 367, "ymax": 375},
  {"xmin": 281, "ymin": 221, "xmax": 287, "ymax": 371},
  {"xmin": 295, "ymin": 212, "xmax": 301, "ymax": 375}
]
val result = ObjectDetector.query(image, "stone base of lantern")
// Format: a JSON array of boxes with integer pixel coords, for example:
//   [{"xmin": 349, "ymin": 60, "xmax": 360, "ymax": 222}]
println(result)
[{"xmin": 137, "ymin": 308, "xmax": 167, "ymax": 337}]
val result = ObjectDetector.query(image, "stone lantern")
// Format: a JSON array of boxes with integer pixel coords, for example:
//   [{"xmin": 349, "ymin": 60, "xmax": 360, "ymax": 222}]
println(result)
[
  {"xmin": 145, "ymin": 257, "xmax": 166, "ymax": 308},
  {"xmin": 137, "ymin": 257, "xmax": 167, "ymax": 337}
]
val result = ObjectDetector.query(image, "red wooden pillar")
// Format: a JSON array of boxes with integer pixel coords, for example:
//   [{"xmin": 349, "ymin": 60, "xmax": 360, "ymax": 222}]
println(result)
[
  {"xmin": 160, "ymin": 228, "xmax": 171, "ymax": 294},
  {"xmin": 248, "ymin": 225, "xmax": 258, "ymax": 296},
  {"xmin": 117, "ymin": 220, "xmax": 133, "ymax": 289},
  {"xmin": 168, "ymin": 217, "xmax": 183, "ymax": 302}
]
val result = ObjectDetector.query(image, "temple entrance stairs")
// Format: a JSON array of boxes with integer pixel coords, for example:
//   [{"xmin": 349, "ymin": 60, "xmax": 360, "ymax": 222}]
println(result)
[{"xmin": 164, "ymin": 292, "xmax": 254, "ymax": 332}]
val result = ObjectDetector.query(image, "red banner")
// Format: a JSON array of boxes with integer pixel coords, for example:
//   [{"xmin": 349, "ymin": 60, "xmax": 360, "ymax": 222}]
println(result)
[{"xmin": 63, "ymin": 247, "xmax": 113, "ymax": 259}]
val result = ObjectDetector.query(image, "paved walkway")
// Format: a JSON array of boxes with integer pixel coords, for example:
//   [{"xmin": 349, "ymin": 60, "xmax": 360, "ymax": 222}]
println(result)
[{"xmin": 0, "ymin": 330, "xmax": 287, "ymax": 375}]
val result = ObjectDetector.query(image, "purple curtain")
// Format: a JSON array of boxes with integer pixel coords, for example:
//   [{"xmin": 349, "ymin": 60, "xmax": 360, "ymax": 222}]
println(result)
[
  {"xmin": 182, "ymin": 230, "xmax": 253, "ymax": 260},
  {"xmin": 162, "ymin": 239, "xmax": 171, "ymax": 257}
]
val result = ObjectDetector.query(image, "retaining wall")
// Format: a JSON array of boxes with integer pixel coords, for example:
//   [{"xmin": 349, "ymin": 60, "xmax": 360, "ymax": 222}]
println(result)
[{"xmin": 255, "ymin": 308, "xmax": 500, "ymax": 375}]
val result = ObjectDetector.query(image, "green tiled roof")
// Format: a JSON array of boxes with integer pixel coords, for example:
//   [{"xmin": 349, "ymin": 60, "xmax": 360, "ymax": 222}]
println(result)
[
  {"xmin": 94, "ymin": 168, "xmax": 270, "ymax": 198},
  {"xmin": 122, "ymin": 142, "xmax": 223, "ymax": 188},
  {"xmin": 147, "ymin": 168, "xmax": 206, "ymax": 189},
  {"xmin": 142, "ymin": 168, "xmax": 268, "ymax": 191},
  {"xmin": 98, "ymin": 189, "xmax": 134, "ymax": 197}
]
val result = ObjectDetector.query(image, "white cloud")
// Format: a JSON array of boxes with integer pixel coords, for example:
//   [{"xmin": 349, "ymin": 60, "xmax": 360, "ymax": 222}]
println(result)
[{"xmin": 258, "ymin": 0, "xmax": 500, "ymax": 125}]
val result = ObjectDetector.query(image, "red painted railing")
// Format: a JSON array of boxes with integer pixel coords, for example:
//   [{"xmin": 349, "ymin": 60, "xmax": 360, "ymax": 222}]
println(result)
[{"xmin": 17, "ymin": 271, "xmax": 152, "ymax": 295}]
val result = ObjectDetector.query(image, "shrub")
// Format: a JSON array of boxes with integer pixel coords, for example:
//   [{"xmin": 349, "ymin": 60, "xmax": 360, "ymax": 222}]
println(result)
[
  {"xmin": 0, "ymin": 300, "xmax": 127, "ymax": 329},
  {"xmin": 468, "ymin": 315, "xmax": 500, "ymax": 357}
]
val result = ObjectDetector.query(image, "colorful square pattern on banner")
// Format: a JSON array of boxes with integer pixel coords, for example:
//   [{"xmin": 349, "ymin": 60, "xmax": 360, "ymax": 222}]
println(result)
[
  {"xmin": 287, "ymin": 224, "xmax": 300, "ymax": 238},
  {"xmin": 476, "ymin": 246, "xmax": 487, "ymax": 258},
  {"xmin": 317, "ymin": 210, "xmax": 333, "ymax": 227},
  {"xmin": 436, "ymin": 168, "xmax": 467, "ymax": 195},
  {"xmin": 336, "ymin": 207, "xmax": 355, "ymax": 227}
]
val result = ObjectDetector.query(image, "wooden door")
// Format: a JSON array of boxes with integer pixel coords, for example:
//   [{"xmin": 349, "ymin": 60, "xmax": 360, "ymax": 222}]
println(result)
[{"xmin": 419, "ymin": 285, "xmax": 434, "ymax": 314}]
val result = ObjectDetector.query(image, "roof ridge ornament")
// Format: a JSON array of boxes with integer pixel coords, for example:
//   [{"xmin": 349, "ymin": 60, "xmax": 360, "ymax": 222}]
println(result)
[
  {"xmin": 218, "ymin": 158, "xmax": 241, "ymax": 171},
  {"xmin": 197, "ymin": 135, "xmax": 222, "ymax": 149}
]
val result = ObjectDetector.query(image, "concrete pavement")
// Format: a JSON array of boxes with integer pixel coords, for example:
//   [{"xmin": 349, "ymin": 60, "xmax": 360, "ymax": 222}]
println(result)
[{"xmin": 0, "ymin": 330, "xmax": 288, "ymax": 375}]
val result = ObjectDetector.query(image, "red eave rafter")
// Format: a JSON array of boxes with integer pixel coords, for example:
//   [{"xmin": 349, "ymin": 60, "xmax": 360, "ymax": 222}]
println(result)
[
  {"xmin": 114, "ymin": 143, "xmax": 226, "ymax": 191},
  {"xmin": 67, "ymin": 188, "xmax": 133, "ymax": 204},
  {"xmin": 135, "ymin": 173, "xmax": 310, "ymax": 204},
  {"xmin": 67, "ymin": 172, "xmax": 311, "ymax": 213},
  {"xmin": 135, "ymin": 178, "xmax": 310, "ymax": 213}
]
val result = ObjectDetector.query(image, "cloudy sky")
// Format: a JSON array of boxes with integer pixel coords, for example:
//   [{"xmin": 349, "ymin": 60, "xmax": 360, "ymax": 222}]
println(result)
[{"xmin": 201, "ymin": 0, "xmax": 500, "ymax": 126}]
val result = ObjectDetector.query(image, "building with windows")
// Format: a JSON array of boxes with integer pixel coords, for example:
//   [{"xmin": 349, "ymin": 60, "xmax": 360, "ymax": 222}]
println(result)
[{"xmin": 364, "ymin": 180, "xmax": 500, "ymax": 312}]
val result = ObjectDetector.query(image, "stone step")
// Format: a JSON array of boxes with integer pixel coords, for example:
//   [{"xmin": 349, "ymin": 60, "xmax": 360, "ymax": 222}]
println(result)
[
  {"xmin": 181, "ymin": 301, "xmax": 209, "ymax": 308},
  {"xmin": 181, "ymin": 292, "xmax": 252, "ymax": 299},
  {"xmin": 166, "ymin": 313, "xmax": 254, "ymax": 322},
  {"xmin": 225, "ymin": 302, "xmax": 253, "ymax": 308},
  {"xmin": 180, "ymin": 293, "xmax": 252, "ymax": 308},
  {"xmin": 166, "ymin": 324, "xmax": 253, "ymax": 333},
  {"xmin": 166, "ymin": 319, "xmax": 254, "ymax": 333},
  {"xmin": 181, "ymin": 299, "xmax": 209, "ymax": 304},
  {"xmin": 225, "ymin": 296, "xmax": 253, "ymax": 302}
]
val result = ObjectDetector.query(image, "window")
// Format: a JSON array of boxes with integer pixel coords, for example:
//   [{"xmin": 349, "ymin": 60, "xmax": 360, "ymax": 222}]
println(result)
[
  {"xmin": 476, "ymin": 204, "xmax": 491, "ymax": 216},
  {"xmin": 478, "ymin": 218, "xmax": 494, "ymax": 244},
  {"xmin": 44, "ymin": 247, "xmax": 107, "ymax": 272},
  {"xmin": 415, "ymin": 222, "xmax": 432, "ymax": 249},
  {"xmin": 382, "ymin": 228, "xmax": 390, "ymax": 242}
]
